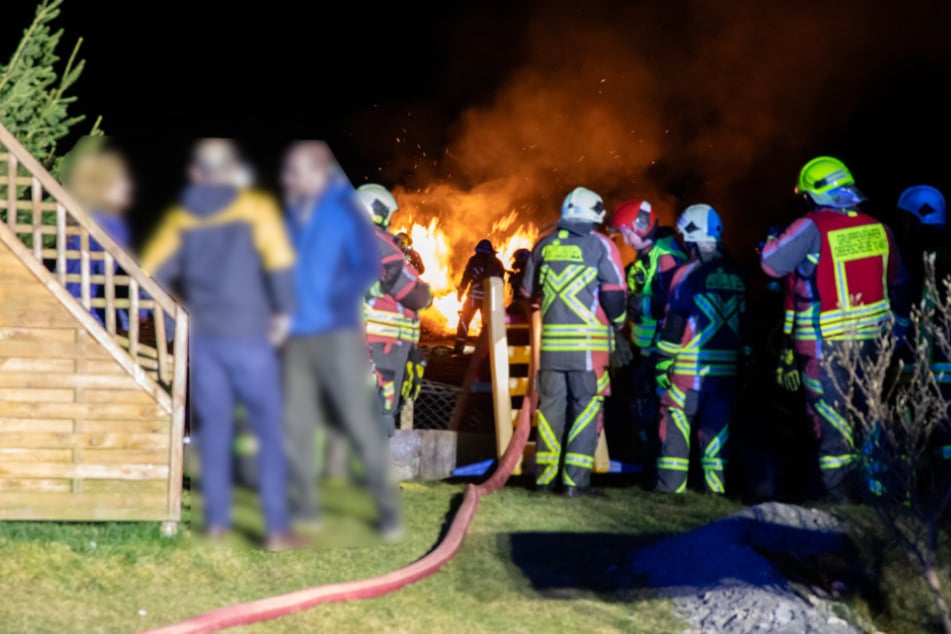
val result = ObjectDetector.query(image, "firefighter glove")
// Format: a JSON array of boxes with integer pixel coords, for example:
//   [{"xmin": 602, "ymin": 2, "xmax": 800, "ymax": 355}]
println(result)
[
  {"xmin": 655, "ymin": 356, "xmax": 673, "ymax": 393},
  {"xmin": 611, "ymin": 328, "xmax": 635, "ymax": 368},
  {"xmin": 777, "ymin": 347, "xmax": 800, "ymax": 392}
]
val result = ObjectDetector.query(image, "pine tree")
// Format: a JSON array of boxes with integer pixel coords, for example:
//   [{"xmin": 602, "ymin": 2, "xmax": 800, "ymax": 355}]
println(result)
[{"xmin": 0, "ymin": 0, "xmax": 100, "ymax": 172}]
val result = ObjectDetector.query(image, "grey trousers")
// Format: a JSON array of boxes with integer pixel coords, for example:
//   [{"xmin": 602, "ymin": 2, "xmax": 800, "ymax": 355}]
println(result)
[{"xmin": 283, "ymin": 330, "xmax": 401, "ymax": 522}]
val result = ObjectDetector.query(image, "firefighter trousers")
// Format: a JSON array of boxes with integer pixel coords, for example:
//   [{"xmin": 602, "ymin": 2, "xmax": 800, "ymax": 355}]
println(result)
[
  {"xmin": 370, "ymin": 340, "xmax": 411, "ymax": 436},
  {"xmin": 799, "ymin": 340, "xmax": 874, "ymax": 500},
  {"xmin": 454, "ymin": 297, "xmax": 482, "ymax": 353},
  {"xmin": 536, "ymin": 370, "xmax": 603, "ymax": 489},
  {"xmin": 656, "ymin": 387, "xmax": 732, "ymax": 494}
]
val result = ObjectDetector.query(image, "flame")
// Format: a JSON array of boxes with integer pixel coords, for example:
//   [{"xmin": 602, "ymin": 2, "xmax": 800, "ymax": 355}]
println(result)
[{"xmin": 392, "ymin": 189, "xmax": 540, "ymax": 336}]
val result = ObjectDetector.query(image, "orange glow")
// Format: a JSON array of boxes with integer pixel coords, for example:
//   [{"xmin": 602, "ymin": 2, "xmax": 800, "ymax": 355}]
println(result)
[{"xmin": 392, "ymin": 190, "xmax": 539, "ymax": 336}]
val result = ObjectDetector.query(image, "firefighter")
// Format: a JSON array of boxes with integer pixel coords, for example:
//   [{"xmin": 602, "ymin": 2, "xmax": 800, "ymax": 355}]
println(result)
[
  {"xmin": 608, "ymin": 199, "xmax": 686, "ymax": 472},
  {"xmin": 394, "ymin": 232, "xmax": 426, "ymax": 275},
  {"xmin": 356, "ymin": 184, "xmax": 432, "ymax": 435},
  {"xmin": 654, "ymin": 205, "xmax": 749, "ymax": 495},
  {"xmin": 760, "ymin": 156, "xmax": 908, "ymax": 502},
  {"xmin": 507, "ymin": 248, "xmax": 531, "ymax": 307},
  {"xmin": 521, "ymin": 187, "xmax": 628, "ymax": 497},
  {"xmin": 453, "ymin": 239, "xmax": 506, "ymax": 355}
]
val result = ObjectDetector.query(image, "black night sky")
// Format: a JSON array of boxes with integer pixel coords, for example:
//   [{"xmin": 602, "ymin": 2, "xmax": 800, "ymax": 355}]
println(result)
[{"xmin": 4, "ymin": 0, "xmax": 951, "ymax": 259}]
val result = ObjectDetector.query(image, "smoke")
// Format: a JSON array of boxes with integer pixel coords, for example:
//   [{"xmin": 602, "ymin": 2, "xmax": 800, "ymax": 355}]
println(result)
[{"xmin": 372, "ymin": 0, "xmax": 950, "ymax": 259}]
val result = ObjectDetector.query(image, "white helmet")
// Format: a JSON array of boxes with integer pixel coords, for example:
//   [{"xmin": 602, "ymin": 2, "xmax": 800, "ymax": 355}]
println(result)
[
  {"xmin": 677, "ymin": 204, "xmax": 723, "ymax": 243},
  {"xmin": 561, "ymin": 187, "xmax": 606, "ymax": 223},
  {"xmin": 356, "ymin": 183, "xmax": 399, "ymax": 227}
]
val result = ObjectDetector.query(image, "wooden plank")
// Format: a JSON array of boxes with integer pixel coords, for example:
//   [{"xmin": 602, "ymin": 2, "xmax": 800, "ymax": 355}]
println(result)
[
  {"xmin": 0, "ymin": 418, "xmax": 74, "ymax": 433},
  {"xmin": 0, "ymin": 402, "xmax": 166, "ymax": 419},
  {"xmin": 79, "ymin": 418, "xmax": 170, "ymax": 434},
  {"xmin": 0, "ymin": 373, "xmax": 138, "ymax": 389},
  {"xmin": 507, "ymin": 345, "xmax": 532, "ymax": 366},
  {"xmin": 0, "ymin": 506, "xmax": 171, "ymax": 521},
  {"xmin": 0, "ymin": 492, "xmax": 168, "ymax": 509},
  {"xmin": 31, "ymin": 176, "xmax": 42, "ymax": 259},
  {"xmin": 83, "ymin": 359, "xmax": 126, "ymax": 375},
  {"xmin": 128, "ymin": 278, "xmax": 139, "ymax": 361},
  {"xmin": 508, "ymin": 377, "xmax": 530, "ymax": 397},
  {"xmin": 79, "ymin": 226, "xmax": 90, "ymax": 309},
  {"xmin": 0, "ymin": 358, "xmax": 75, "ymax": 373},
  {"xmin": 56, "ymin": 202, "xmax": 66, "ymax": 285},
  {"xmin": 154, "ymin": 304, "xmax": 169, "ymax": 384},
  {"xmin": 0, "ymin": 388, "xmax": 74, "ymax": 403},
  {"xmin": 0, "ymin": 327, "xmax": 76, "ymax": 343},
  {"xmin": 0, "ymin": 448, "xmax": 72, "ymax": 462},
  {"xmin": 78, "ymin": 389, "xmax": 155, "ymax": 404},
  {"xmin": 0, "ymin": 306, "xmax": 78, "ymax": 328},
  {"xmin": 0, "ymin": 339, "xmax": 109, "ymax": 359},
  {"xmin": 0, "ymin": 462, "xmax": 168, "ymax": 480},
  {"xmin": 104, "ymin": 251, "xmax": 116, "ymax": 334},
  {"xmin": 84, "ymin": 448, "xmax": 168, "ymax": 464},
  {"xmin": 485, "ymin": 278, "xmax": 516, "ymax": 467},
  {"xmin": 594, "ymin": 430, "xmax": 610, "ymax": 473},
  {"xmin": 0, "ymin": 478, "xmax": 71, "ymax": 493},
  {"xmin": 5, "ymin": 153, "xmax": 15, "ymax": 231},
  {"xmin": 167, "ymin": 305, "xmax": 189, "ymax": 519},
  {"xmin": 0, "ymin": 432, "xmax": 169, "ymax": 450},
  {"xmin": 83, "ymin": 479, "xmax": 167, "ymax": 495}
]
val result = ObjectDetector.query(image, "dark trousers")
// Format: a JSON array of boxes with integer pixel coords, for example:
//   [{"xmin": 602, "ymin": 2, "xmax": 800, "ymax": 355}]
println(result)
[
  {"xmin": 657, "ymin": 387, "xmax": 733, "ymax": 494},
  {"xmin": 536, "ymin": 370, "xmax": 603, "ymax": 488},
  {"xmin": 370, "ymin": 340, "xmax": 411, "ymax": 436},
  {"xmin": 631, "ymin": 351, "xmax": 661, "ymax": 471},
  {"xmin": 190, "ymin": 336, "xmax": 290, "ymax": 534},
  {"xmin": 454, "ymin": 296, "xmax": 482, "ymax": 353},
  {"xmin": 282, "ymin": 330, "xmax": 401, "ymax": 522}
]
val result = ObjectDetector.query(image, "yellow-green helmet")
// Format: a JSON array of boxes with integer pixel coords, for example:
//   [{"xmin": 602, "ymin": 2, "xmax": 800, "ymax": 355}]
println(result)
[{"xmin": 795, "ymin": 156, "xmax": 866, "ymax": 208}]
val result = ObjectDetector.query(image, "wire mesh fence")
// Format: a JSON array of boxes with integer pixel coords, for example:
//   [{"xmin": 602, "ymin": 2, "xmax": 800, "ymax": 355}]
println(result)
[{"xmin": 407, "ymin": 378, "xmax": 493, "ymax": 433}]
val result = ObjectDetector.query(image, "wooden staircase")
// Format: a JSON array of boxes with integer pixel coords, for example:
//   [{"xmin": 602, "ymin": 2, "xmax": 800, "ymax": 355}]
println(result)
[{"xmin": 0, "ymin": 123, "xmax": 188, "ymax": 530}]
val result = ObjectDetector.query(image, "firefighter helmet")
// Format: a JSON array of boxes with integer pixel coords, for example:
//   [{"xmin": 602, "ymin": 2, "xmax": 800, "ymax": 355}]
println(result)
[
  {"xmin": 677, "ymin": 204, "xmax": 723, "ymax": 243},
  {"xmin": 897, "ymin": 185, "xmax": 947, "ymax": 227},
  {"xmin": 394, "ymin": 231, "xmax": 412, "ymax": 249},
  {"xmin": 610, "ymin": 199, "xmax": 656, "ymax": 238},
  {"xmin": 475, "ymin": 239, "xmax": 496, "ymax": 253},
  {"xmin": 561, "ymin": 187, "xmax": 606, "ymax": 223},
  {"xmin": 356, "ymin": 183, "xmax": 399, "ymax": 227},
  {"xmin": 796, "ymin": 156, "xmax": 866, "ymax": 208},
  {"xmin": 512, "ymin": 248, "xmax": 531, "ymax": 268}
]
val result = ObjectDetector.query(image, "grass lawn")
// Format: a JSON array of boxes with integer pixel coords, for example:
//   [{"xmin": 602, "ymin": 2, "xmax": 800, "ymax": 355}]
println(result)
[{"xmin": 0, "ymin": 478, "xmax": 740, "ymax": 634}]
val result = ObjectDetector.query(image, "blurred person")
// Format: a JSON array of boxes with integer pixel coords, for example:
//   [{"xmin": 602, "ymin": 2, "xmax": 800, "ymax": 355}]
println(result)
[
  {"xmin": 654, "ymin": 205, "xmax": 750, "ymax": 495},
  {"xmin": 760, "ymin": 156, "xmax": 909, "ymax": 501},
  {"xmin": 453, "ymin": 238, "xmax": 506, "ymax": 355},
  {"xmin": 394, "ymin": 231, "xmax": 425, "ymax": 274},
  {"xmin": 607, "ymin": 199, "xmax": 686, "ymax": 478},
  {"xmin": 356, "ymin": 183, "xmax": 432, "ymax": 435},
  {"xmin": 140, "ymin": 138, "xmax": 304, "ymax": 551},
  {"xmin": 280, "ymin": 142, "xmax": 404, "ymax": 540},
  {"xmin": 521, "ymin": 187, "xmax": 627, "ymax": 497},
  {"xmin": 507, "ymin": 248, "xmax": 531, "ymax": 309},
  {"xmin": 60, "ymin": 139, "xmax": 134, "ymax": 330}
]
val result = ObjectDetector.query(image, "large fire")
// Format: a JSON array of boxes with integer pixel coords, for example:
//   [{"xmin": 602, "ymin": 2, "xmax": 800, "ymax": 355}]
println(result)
[{"xmin": 392, "ymin": 192, "xmax": 540, "ymax": 336}]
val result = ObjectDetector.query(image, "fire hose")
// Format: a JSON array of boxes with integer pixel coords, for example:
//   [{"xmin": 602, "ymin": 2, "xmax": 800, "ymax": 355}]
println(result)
[{"xmin": 139, "ymin": 380, "xmax": 534, "ymax": 634}]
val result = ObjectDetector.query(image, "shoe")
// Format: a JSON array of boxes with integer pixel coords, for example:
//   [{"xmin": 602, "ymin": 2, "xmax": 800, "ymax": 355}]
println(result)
[
  {"xmin": 563, "ymin": 486, "xmax": 604, "ymax": 499},
  {"xmin": 264, "ymin": 531, "xmax": 312, "ymax": 552},
  {"xmin": 378, "ymin": 510, "xmax": 406, "ymax": 543}
]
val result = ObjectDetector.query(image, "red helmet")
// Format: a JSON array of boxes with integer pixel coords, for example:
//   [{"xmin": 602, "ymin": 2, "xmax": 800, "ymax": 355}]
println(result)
[{"xmin": 610, "ymin": 199, "xmax": 656, "ymax": 238}]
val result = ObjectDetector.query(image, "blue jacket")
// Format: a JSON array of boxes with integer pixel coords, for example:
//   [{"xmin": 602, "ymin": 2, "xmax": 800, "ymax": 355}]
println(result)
[
  {"xmin": 140, "ymin": 185, "xmax": 296, "ymax": 339},
  {"xmin": 285, "ymin": 177, "xmax": 381, "ymax": 336},
  {"xmin": 64, "ymin": 211, "xmax": 132, "ymax": 330}
]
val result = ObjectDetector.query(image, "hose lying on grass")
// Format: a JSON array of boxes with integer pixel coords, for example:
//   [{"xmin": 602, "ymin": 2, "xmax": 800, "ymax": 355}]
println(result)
[{"xmin": 139, "ymin": 393, "xmax": 534, "ymax": 634}]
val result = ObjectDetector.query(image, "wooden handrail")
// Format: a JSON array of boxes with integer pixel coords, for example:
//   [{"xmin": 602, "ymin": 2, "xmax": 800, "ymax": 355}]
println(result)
[{"xmin": 0, "ymin": 123, "xmax": 179, "ymax": 315}]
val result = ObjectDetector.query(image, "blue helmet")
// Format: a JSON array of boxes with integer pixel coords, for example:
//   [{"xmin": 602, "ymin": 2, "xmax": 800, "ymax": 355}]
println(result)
[
  {"xmin": 897, "ymin": 185, "xmax": 946, "ymax": 227},
  {"xmin": 677, "ymin": 204, "xmax": 723, "ymax": 243}
]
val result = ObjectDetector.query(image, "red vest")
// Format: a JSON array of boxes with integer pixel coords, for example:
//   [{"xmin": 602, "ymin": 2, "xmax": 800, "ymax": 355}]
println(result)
[{"xmin": 794, "ymin": 209, "xmax": 892, "ymax": 341}]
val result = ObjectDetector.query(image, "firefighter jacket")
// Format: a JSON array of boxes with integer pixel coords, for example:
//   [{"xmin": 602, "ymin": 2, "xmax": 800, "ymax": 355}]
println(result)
[
  {"xmin": 521, "ymin": 220, "xmax": 627, "ymax": 372},
  {"xmin": 760, "ymin": 207, "xmax": 907, "ymax": 351},
  {"xmin": 458, "ymin": 251, "xmax": 506, "ymax": 305},
  {"xmin": 627, "ymin": 228, "xmax": 687, "ymax": 351},
  {"xmin": 365, "ymin": 227, "xmax": 431, "ymax": 348},
  {"xmin": 657, "ymin": 252, "xmax": 750, "ymax": 393}
]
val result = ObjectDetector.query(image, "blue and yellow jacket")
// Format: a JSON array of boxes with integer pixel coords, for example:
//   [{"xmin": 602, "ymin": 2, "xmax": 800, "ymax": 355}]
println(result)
[
  {"xmin": 285, "ymin": 178, "xmax": 381, "ymax": 336},
  {"xmin": 140, "ymin": 185, "xmax": 295, "ymax": 339}
]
